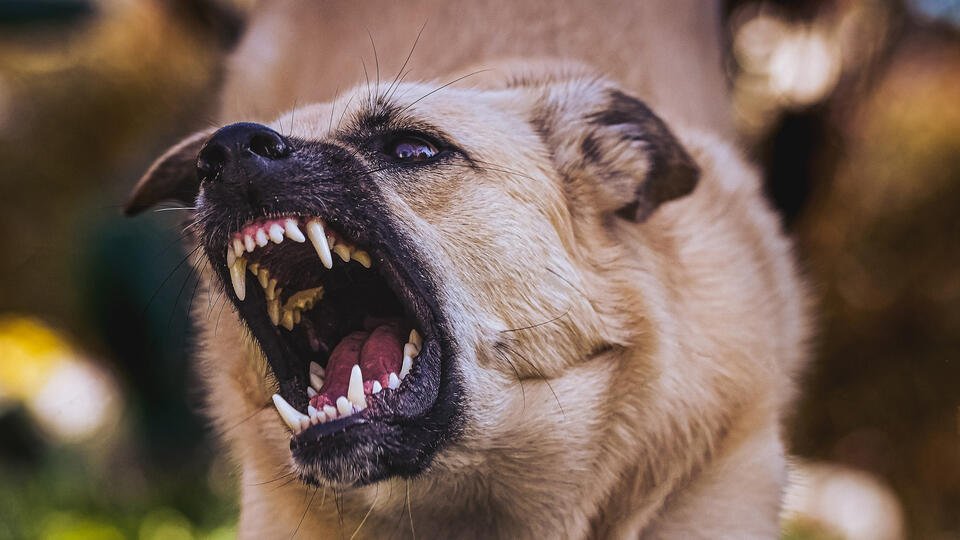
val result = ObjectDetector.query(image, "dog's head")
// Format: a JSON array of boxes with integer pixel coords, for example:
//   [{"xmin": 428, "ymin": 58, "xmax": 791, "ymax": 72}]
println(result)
[{"xmin": 126, "ymin": 62, "xmax": 699, "ymax": 488}]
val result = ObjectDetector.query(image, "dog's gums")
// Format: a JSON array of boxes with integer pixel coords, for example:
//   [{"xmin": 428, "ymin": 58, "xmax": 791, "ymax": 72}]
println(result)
[{"xmin": 225, "ymin": 215, "xmax": 424, "ymax": 433}]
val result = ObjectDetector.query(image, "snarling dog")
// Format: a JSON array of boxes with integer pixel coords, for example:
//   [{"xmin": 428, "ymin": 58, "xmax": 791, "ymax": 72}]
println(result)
[{"xmin": 126, "ymin": 62, "xmax": 808, "ymax": 538}]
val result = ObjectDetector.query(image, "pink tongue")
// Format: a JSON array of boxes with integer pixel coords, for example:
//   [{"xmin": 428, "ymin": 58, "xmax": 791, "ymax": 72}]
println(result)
[{"xmin": 309, "ymin": 320, "xmax": 405, "ymax": 409}]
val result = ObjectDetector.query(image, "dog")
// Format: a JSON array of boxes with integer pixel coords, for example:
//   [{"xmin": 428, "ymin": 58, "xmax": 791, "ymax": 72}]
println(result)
[{"xmin": 125, "ymin": 4, "xmax": 808, "ymax": 538}]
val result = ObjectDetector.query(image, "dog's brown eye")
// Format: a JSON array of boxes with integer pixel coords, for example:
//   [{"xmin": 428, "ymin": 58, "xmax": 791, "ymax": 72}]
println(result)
[{"xmin": 389, "ymin": 138, "xmax": 438, "ymax": 162}]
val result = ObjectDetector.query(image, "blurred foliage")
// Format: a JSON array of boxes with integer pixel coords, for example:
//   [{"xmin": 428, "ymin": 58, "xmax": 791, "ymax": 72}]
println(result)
[
  {"xmin": 792, "ymin": 31, "xmax": 960, "ymax": 537},
  {"xmin": 0, "ymin": 0, "xmax": 237, "ymax": 537}
]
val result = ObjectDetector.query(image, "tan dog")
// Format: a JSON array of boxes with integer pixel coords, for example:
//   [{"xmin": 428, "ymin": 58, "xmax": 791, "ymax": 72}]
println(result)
[{"xmin": 126, "ymin": 3, "xmax": 808, "ymax": 538}]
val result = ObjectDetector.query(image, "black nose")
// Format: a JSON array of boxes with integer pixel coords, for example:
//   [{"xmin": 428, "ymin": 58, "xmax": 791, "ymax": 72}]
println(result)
[{"xmin": 196, "ymin": 122, "xmax": 290, "ymax": 183}]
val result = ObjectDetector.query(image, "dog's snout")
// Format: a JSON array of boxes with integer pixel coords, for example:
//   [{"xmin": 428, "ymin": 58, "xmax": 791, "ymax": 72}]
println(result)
[{"xmin": 196, "ymin": 122, "xmax": 290, "ymax": 183}]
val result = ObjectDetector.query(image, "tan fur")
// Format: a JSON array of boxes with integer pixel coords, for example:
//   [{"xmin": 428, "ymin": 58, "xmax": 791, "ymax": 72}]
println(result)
[
  {"xmin": 156, "ymin": 2, "xmax": 808, "ymax": 537},
  {"xmin": 184, "ymin": 82, "xmax": 808, "ymax": 538}
]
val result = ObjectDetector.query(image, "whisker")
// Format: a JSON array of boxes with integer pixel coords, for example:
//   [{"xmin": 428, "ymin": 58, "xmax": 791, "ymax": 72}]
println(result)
[
  {"xmin": 397, "ymin": 69, "xmax": 491, "ymax": 115},
  {"xmin": 247, "ymin": 469, "xmax": 296, "ymax": 486},
  {"xmin": 384, "ymin": 21, "xmax": 427, "ymax": 103},
  {"xmin": 350, "ymin": 484, "xmax": 379, "ymax": 540},
  {"xmin": 153, "ymin": 206, "xmax": 197, "ymax": 212},
  {"xmin": 406, "ymin": 480, "xmax": 416, "ymax": 540},
  {"xmin": 141, "ymin": 243, "xmax": 203, "ymax": 318},
  {"xmin": 291, "ymin": 486, "xmax": 318, "ymax": 539},
  {"xmin": 499, "ymin": 309, "xmax": 570, "ymax": 333},
  {"xmin": 501, "ymin": 340, "xmax": 566, "ymax": 419}
]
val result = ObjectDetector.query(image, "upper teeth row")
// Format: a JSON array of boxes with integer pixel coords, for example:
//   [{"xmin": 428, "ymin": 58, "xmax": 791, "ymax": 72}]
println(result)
[
  {"xmin": 225, "ymin": 217, "xmax": 372, "ymax": 301},
  {"xmin": 271, "ymin": 329, "xmax": 423, "ymax": 434}
]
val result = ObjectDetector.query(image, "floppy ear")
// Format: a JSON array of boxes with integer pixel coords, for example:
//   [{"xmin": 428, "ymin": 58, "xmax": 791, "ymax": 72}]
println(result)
[
  {"xmin": 536, "ymin": 83, "xmax": 700, "ymax": 221},
  {"xmin": 124, "ymin": 128, "xmax": 214, "ymax": 215}
]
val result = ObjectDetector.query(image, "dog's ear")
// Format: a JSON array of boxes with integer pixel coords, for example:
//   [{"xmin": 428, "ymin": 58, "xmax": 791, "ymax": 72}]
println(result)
[
  {"xmin": 535, "ymin": 83, "xmax": 700, "ymax": 221},
  {"xmin": 124, "ymin": 129, "xmax": 214, "ymax": 216}
]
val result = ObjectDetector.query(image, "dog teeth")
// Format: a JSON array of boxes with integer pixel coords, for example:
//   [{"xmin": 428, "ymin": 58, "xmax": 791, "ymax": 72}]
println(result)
[
  {"xmin": 322, "ymin": 405, "xmax": 337, "ymax": 418},
  {"xmin": 307, "ymin": 404, "xmax": 325, "ymax": 425},
  {"xmin": 229, "ymin": 257, "xmax": 246, "ymax": 300},
  {"xmin": 255, "ymin": 229, "xmax": 269, "ymax": 247},
  {"xmin": 309, "ymin": 361, "xmax": 325, "ymax": 377},
  {"xmin": 332, "ymin": 244, "xmax": 351, "ymax": 263},
  {"xmin": 305, "ymin": 219, "xmax": 334, "ymax": 269},
  {"xmin": 336, "ymin": 396, "xmax": 353, "ymax": 416},
  {"xmin": 372, "ymin": 381, "xmax": 382, "ymax": 394},
  {"xmin": 280, "ymin": 310, "xmax": 295, "ymax": 331},
  {"xmin": 282, "ymin": 219, "xmax": 305, "ymax": 242},
  {"xmin": 268, "ymin": 223, "xmax": 285, "ymax": 243},
  {"xmin": 388, "ymin": 372, "xmax": 400, "ymax": 389},
  {"xmin": 399, "ymin": 354, "xmax": 412, "ymax": 379},
  {"xmin": 409, "ymin": 329, "xmax": 422, "ymax": 348},
  {"xmin": 309, "ymin": 372, "xmax": 323, "ymax": 392},
  {"xmin": 307, "ymin": 386, "xmax": 317, "ymax": 398},
  {"xmin": 351, "ymin": 250, "xmax": 372, "ymax": 268},
  {"xmin": 272, "ymin": 394, "xmax": 309, "ymax": 434},
  {"xmin": 348, "ymin": 365, "xmax": 366, "ymax": 410},
  {"xmin": 266, "ymin": 278, "xmax": 278, "ymax": 300},
  {"xmin": 225, "ymin": 217, "xmax": 384, "ymax": 341},
  {"xmin": 267, "ymin": 299, "xmax": 280, "ymax": 325}
]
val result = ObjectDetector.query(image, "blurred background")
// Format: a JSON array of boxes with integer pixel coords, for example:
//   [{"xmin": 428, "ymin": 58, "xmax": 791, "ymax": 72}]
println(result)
[{"xmin": 0, "ymin": 0, "xmax": 957, "ymax": 538}]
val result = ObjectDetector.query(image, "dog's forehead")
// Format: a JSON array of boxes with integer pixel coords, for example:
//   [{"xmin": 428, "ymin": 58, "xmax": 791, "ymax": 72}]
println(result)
[{"xmin": 274, "ymin": 81, "xmax": 534, "ymax": 143}]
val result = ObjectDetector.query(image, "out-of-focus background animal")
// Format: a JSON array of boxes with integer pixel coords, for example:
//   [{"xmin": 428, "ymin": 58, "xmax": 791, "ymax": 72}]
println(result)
[{"xmin": 0, "ymin": 1, "xmax": 957, "ymax": 538}]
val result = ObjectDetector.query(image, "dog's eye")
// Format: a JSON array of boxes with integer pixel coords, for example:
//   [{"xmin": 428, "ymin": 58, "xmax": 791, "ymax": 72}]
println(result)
[{"xmin": 388, "ymin": 137, "xmax": 438, "ymax": 162}]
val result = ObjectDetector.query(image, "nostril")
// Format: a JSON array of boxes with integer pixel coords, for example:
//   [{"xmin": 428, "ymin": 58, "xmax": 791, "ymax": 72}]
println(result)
[
  {"xmin": 197, "ymin": 143, "xmax": 228, "ymax": 183},
  {"xmin": 249, "ymin": 131, "xmax": 290, "ymax": 160}
]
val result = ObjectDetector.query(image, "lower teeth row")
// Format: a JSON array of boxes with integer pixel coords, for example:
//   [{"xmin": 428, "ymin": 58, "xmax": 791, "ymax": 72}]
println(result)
[{"xmin": 271, "ymin": 329, "xmax": 423, "ymax": 434}]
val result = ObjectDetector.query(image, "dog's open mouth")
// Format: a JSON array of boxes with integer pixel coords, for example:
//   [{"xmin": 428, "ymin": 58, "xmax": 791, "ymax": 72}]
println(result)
[{"xmin": 221, "ymin": 215, "xmax": 436, "ymax": 444}]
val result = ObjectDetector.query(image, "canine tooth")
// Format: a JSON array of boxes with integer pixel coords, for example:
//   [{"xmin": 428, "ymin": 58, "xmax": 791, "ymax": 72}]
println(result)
[
  {"xmin": 268, "ymin": 223, "xmax": 285, "ymax": 243},
  {"xmin": 351, "ymin": 250, "xmax": 372, "ymax": 268},
  {"xmin": 322, "ymin": 405, "xmax": 337, "ymax": 418},
  {"xmin": 409, "ymin": 329, "xmax": 422, "ymax": 348},
  {"xmin": 307, "ymin": 386, "xmax": 317, "ymax": 398},
  {"xmin": 257, "ymin": 268, "xmax": 270, "ymax": 288},
  {"xmin": 404, "ymin": 343, "xmax": 419, "ymax": 358},
  {"xmin": 267, "ymin": 299, "xmax": 280, "ymax": 325},
  {"xmin": 229, "ymin": 258, "xmax": 246, "ymax": 300},
  {"xmin": 348, "ymin": 365, "xmax": 366, "ymax": 409},
  {"xmin": 271, "ymin": 394, "xmax": 308, "ymax": 434},
  {"xmin": 255, "ymin": 229, "xmax": 269, "ymax": 247},
  {"xmin": 243, "ymin": 234, "xmax": 256, "ymax": 252},
  {"xmin": 309, "ymin": 361, "xmax": 325, "ymax": 377},
  {"xmin": 232, "ymin": 238, "xmax": 244, "ymax": 258},
  {"xmin": 283, "ymin": 219, "xmax": 306, "ymax": 242},
  {"xmin": 281, "ymin": 310, "xmax": 294, "ymax": 330},
  {"xmin": 266, "ymin": 279, "xmax": 278, "ymax": 300},
  {"xmin": 372, "ymin": 381, "xmax": 382, "ymax": 394},
  {"xmin": 227, "ymin": 247, "xmax": 236, "ymax": 267},
  {"xmin": 388, "ymin": 372, "xmax": 400, "ymax": 389},
  {"xmin": 400, "ymin": 355, "xmax": 412, "ymax": 379},
  {"xmin": 336, "ymin": 396, "xmax": 353, "ymax": 417},
  {"xmin": 305, "ymin": 220, "xmax": 333, "ymax": 269},
  {"xmin": 299, "ymin": 416, "xmax": 311, "ymax": 431},
  {"xmin": 310, "ymin": 372, "xmax": 324, "ymax": 391},
  {"xmin": 332, "ymin": 244, "xmax": 352, "ymax": 263}
]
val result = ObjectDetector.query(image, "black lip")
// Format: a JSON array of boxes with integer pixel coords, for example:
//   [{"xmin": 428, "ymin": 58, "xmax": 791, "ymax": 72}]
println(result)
[{"xmin": 196, "ymin": 138, "xmax": 464, "ymax": 485}]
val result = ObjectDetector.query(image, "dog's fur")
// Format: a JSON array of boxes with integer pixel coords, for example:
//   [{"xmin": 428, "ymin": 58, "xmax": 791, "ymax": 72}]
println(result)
[{"xmin": 128, "ymin": 2, "xmax": 808, "ymax": 537}]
